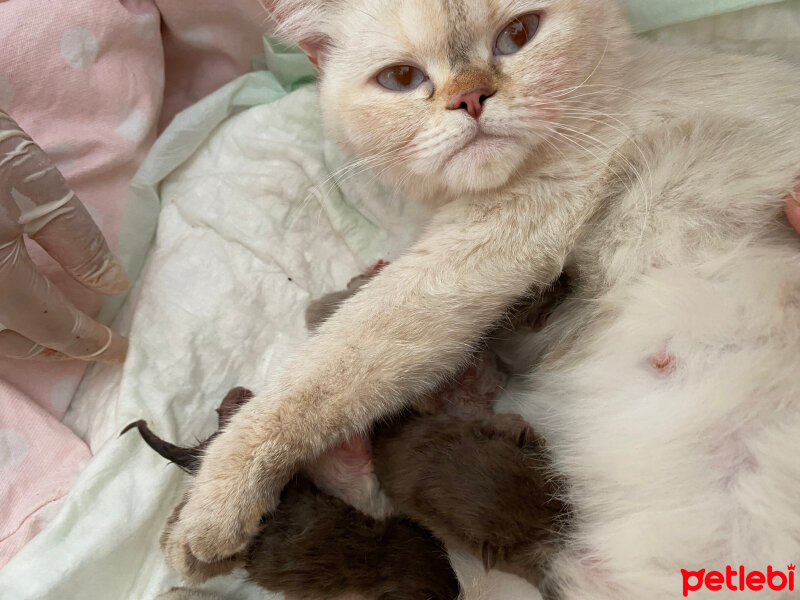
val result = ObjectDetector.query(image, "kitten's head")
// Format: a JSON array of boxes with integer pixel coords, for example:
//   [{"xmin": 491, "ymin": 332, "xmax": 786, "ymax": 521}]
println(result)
[{"xmin": 269, "ymin": 0, "xmax": 631, "ymax": 200}]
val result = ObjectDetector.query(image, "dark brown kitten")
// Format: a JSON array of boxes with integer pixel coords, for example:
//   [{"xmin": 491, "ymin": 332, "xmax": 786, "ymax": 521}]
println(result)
[
  {"xmin": 308, "ymin": 264, "xmax": 569, "ymax": 586},
  {"xmin": 248, "ymin": 476, "xmax": 458, "ymax": 600},
  {"xmin": 127, "ymin": 390, "xmax": 460, "ymax": 600},
  {"xmin": 372, "ymin": 411, "xmax": 567, "ymax": 586}
]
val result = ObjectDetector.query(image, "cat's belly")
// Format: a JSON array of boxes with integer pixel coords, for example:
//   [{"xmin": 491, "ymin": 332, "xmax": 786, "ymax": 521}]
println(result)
[{"xmin": 511, "ymin": 246, "xmax": 800, "ymax": 599}]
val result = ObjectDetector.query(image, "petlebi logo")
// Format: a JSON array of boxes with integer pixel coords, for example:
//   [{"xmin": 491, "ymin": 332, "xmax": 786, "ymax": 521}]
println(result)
[{"xmin": 681, "ymin": 565, "xmax": 795, "ymax": 596}]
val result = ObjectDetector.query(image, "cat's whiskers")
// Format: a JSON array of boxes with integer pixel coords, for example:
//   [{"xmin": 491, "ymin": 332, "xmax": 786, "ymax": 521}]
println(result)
[
  {"xmin": 555, "ymin": 99, "xmax": 627, "ymax": 117},
  {"xmin": 554, "ymin": 110, "xmax": 655, "ymax": 241},
  {"xmin": 546, "ymin": 85, "xmax": 644, "ymax": 109},
  {"xmin": 557, "ymin": 107, "xmax": 644, "ymax": 165},
  {"xmin": 556, "ymin": 122, "xmax": 640, "ymax": 194},
  {"xmin": 286, "ymin": 148, "xmax": 402, "ymax": 226},
  {"xmin": 333, "ymin": 152, "xmax": 410, "ymax": 190},
  {"xmin": 543, "ymin": 124, "xmax": 634, "ymax": 198},
  {"xmin": 312, "ymin": 152, "xmax": 392, "ymax": 199},
  {"xmin": 408, "ymin": 126, "xmax": 471, "ymax": 157},
  {"xmin": 371, "ymin": 156, "xmax": 415, "ymax": 191},
  {"xmin": 544, "ymin": 37, "xmax": 610, "ymax": 100},
  {"xmin": 559, "ymin": 87, "xmax": 640, "ymax": 105},
  {"xmin": 551, "ymin": 83, "xmax": 645, "ymax": 101},
  {"xmin": 538, "ymin": 129, "xmax": 583, "ymax": 180},
  {"xmin": 305, "ymin": 151, "xmax": 412, "ymax": 229},
  {"xmin": 537, "ymin": 103, "xmax": 640, "ymax": 176},
  {"xmin": 334, "ymin": 139, "xmax": 429, "ymax": 193},
  {"xmin": 560, "ymin": 111, "xmax": 654, "ymax": 223}
]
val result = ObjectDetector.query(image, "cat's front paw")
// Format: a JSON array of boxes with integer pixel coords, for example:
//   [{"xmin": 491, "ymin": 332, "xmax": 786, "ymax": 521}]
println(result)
[
  {"xmin": 160, "ymin": 498, "xmax": 249, "ymax": 584},
  {"xmin": 163, "ymin": 468, "xmax": 276, "ymax": 578}
]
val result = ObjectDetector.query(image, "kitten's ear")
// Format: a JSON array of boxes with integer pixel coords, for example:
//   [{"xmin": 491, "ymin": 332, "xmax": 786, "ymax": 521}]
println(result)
[{"xmin": 263, "ymin": 0, "xmax": 338, "ymax": 73}]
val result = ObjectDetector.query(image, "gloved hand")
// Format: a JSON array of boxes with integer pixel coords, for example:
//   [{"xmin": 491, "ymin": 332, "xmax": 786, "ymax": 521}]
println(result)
[{"xmin": 0, "ymin": 110, "xmax": 129, "ymax": 363}]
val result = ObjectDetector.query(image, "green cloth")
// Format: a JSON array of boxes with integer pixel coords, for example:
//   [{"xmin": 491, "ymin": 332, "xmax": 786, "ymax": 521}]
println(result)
[{"xmin": 623, "ymin": 0, "xmax": 784, "ymax": 31}]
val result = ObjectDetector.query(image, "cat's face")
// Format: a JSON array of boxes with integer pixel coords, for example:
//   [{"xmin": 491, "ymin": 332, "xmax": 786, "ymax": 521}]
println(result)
[{"xmin": 272, "ymin": 0, "xmax": 631, "ymax": 199}]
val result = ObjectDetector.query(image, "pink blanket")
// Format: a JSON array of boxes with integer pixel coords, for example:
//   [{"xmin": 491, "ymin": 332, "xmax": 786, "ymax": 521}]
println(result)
[{"xmin": 0, "ymin": 0, "xmax": 268, "ymax": 566}]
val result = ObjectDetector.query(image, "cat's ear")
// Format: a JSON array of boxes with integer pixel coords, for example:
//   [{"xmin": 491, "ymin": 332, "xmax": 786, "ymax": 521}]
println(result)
[
  {"xmin": 264, "ymin": 0, "xmax": 338, "ymax": 73},
  {"xmin": 298, "ymin": 40, "xmax": 327, "ymax": 73}
]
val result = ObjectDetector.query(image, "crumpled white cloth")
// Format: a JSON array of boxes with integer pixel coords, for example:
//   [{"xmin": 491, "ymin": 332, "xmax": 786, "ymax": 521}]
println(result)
[{"xmin": 0, "ymin": 85, "xmax": 426, "ymax": 600}]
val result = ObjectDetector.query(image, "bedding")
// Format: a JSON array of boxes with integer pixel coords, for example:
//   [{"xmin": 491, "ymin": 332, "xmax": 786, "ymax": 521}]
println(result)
[
  {"xmin": 0, "ymin": 0, "xmax": 267, "ymax": 567},
  {"xmin": 1, "ymin": 1, "xmax": 799, "ymax": 598}
]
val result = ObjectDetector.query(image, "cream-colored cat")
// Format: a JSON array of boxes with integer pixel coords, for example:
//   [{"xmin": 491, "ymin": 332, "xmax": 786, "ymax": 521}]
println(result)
[{"xmin": 164, "ymin": 0, "xmax": 800, "ymax": 597}]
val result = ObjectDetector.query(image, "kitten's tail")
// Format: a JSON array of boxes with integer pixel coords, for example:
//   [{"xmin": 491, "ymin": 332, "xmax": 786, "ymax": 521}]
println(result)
[{"xmin": 121, "ymin": 420, "xmax": 203, "ymax": 474}]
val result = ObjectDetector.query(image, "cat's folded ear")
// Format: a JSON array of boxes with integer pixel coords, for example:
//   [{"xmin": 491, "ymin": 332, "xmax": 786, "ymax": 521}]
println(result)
[{"xmin": 262, "ymin": 0, "xmax": 339, "ymax": 72}]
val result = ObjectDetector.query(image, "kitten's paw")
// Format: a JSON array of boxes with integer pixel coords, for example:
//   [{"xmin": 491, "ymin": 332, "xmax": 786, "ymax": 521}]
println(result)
[{"xmin": 483, "ymin": 413, "xmax": 537, "ymax": 448}]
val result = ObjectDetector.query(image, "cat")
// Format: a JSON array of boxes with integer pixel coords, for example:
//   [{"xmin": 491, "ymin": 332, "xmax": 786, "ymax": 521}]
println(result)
[{"xmin": 162, "ymin": 1, "xmax": 800, "ymax": 597}]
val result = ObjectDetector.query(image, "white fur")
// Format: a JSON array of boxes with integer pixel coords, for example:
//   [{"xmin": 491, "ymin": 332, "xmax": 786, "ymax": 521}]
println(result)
[{"xmin": 502, "ymin": 249, "xmax": 800, "ymax": 598}]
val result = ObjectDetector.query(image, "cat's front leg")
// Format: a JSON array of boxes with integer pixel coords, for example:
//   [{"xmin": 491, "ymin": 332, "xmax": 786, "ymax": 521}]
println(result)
[{"xmin": 164, "ymin": 192, "xmax": 588, "ymax": 576}]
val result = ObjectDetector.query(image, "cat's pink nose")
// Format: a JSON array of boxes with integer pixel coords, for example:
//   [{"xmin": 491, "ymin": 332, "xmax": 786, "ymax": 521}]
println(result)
[{"xmin": 447, "ymin": 87, "xmax": 496, "ymax": 119}]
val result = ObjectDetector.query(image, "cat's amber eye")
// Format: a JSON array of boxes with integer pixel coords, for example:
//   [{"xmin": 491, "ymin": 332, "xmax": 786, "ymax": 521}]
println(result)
[
  {"xmin": 376, "ymin": 65, "xmax": 427, "ymax": 91},
  {"xmin": 494, "ymin": 13, "xmax": 541, "ymax": 56}
]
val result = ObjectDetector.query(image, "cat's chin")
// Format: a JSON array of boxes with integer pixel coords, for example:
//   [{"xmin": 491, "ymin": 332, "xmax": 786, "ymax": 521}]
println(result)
[{"xmin": 440, "ymin": 142, "xmax": 524, "ymax": 193}]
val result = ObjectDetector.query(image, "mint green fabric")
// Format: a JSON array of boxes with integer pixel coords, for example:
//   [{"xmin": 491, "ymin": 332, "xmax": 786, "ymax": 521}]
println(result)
[{"xmin": 623, "ymin": 0, "xmax": 785, "ymax": 31}]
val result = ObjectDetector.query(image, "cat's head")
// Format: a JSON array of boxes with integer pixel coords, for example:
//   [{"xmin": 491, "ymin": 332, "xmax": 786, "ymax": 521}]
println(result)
[{"xmin": 268, "ymin": 0, "xmax": 632, "ymax": 200}]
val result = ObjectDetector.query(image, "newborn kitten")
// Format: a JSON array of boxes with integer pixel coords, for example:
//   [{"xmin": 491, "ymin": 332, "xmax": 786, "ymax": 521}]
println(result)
[
  {"xmin": 166, "ymin": 2, "xmax": 800, "ymax": 598},
  {"xmin": 130, "ymin": 391, "xmax": 460, "ymax": 600},
  {"xmin": 302, "ymin": 260, "xmax": 564, "ymax": 519},
  {"xmin": 373, "ymin": 411, "xmax": 566, "ymax": 588},
  {"xmin": 131, "ymin": 382, "xmax": 563, "ymax": 595},
  {"xmin": 302, "ymin": 261, "xmax": 570, "ymax": 529},
  {"xmin": 305, "ymin": 265, "xmax": 569, "ymax": 587}
]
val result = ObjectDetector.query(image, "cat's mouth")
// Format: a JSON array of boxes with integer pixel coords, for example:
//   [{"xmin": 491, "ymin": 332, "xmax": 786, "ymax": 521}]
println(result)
[{"xmin": 460, "ymin": 131, "xmax": 504, "ymax": 153}]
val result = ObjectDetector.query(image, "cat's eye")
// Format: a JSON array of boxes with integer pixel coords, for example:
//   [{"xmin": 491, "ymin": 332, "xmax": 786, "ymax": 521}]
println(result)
[
  {"xmin": 494, "ymin": 13, "xmax": 541, "ymax": 56},
  {"xmin": 376, "ymin": 65, "xmax": 427, "ymax": 92}
]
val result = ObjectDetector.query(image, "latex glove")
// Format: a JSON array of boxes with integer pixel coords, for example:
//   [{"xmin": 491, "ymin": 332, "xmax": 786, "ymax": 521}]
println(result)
[{"xmin": 0, "ymin": 109, "xmax": 129, "ymax": 363}]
